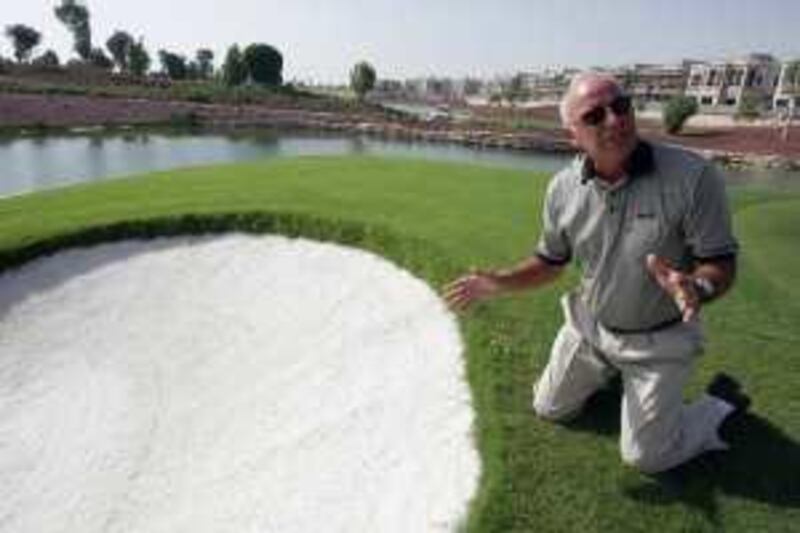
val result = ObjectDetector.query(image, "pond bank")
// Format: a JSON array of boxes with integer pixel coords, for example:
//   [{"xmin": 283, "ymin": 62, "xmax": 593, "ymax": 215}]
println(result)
[{"xmin": 2, "ymin": 92, "xmax": 799, "ymax": 171}]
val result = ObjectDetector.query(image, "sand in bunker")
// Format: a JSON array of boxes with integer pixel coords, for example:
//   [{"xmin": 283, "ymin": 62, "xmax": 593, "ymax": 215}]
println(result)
[{"xmin": 0, "ymin": 235, "xmax": 479, "ymax": 532}]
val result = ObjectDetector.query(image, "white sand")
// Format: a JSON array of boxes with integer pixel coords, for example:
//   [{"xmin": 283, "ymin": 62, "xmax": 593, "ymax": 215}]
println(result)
[{"xmin": 0, "ymin": 235, "xmax": 479, "ymax": 532}]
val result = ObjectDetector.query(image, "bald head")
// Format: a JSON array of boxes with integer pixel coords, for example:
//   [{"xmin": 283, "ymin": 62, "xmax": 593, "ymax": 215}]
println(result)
[
  {"xmin": 559, "ymin": 72, "xmax": 624, "ymax": 127},
  {"xmin": 558, "ymin": 71, "xmax": 638, "ymax": 178}
]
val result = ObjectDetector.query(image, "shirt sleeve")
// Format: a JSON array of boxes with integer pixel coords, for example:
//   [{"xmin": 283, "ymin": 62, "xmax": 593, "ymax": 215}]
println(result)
[
  {"xmin": 684, "ymin": 163, "xmax": 739, "ymax": 259},
  {"xmin": 535, "ymin": 179, "xmax": 572, "ymax": 265}
]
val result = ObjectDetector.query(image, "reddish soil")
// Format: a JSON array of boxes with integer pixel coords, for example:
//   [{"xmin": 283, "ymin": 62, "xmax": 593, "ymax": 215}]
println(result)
[
  {"xmin": 470, "ymin": 104, "xmax": 800, "ymax": 158},
  {"xmin": 0, "ymin": 93, "xmax": 192, "ymax": 127},
  {"xmin": 642, "ymin": 126, "xmax": 800, "ymax": 158}
]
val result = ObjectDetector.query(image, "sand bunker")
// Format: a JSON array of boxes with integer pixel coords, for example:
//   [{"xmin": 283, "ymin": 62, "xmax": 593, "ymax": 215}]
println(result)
[{"xmin": 0, "ymin": 235, "xmax": 479, "ymax": 532}]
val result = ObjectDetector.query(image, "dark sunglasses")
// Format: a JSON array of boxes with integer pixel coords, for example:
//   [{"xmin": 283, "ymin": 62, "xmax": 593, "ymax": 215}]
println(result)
[{"xmin": 580, "ymin": 95, "xmax": 632, "ymax": 126}]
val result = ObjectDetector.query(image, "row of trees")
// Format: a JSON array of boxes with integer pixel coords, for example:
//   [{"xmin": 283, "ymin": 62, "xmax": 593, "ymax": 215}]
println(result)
[
  {"xmin": 5, "ymin": 1, "xmax": 381, "ymax": 97},
  {"xmin": 4, "ymin": 1, "xmax": 151, "ymax": 75},
  {"xmin": 4, "ymin": 7, "xmax": 292, "ymax": 87}
]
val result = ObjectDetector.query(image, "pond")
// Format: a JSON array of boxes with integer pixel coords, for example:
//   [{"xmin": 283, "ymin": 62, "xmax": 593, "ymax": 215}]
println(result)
[{"xmin": 0, "ymin": 129, "xmax": 796, "ymax": 198}]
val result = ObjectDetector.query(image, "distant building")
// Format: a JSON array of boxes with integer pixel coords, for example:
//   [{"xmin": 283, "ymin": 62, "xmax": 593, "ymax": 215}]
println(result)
[
  {"xmin": 379, "ymin": 77, "xmax": 480, "ymax": 103},
  {"xmin": 476, "ymin": 67, "xmax": 577, "ymax": 106},
  {"xmin": 518, "ymin": 67, "xmax": 577, "ymax": 104},
  {"xmin": 396, "ymin": 77, "xmax": 458, "ymax": 103},
  {"xmin": 371, "ymin": 53, "xmax": 797, "ymax": 113},
  {"xmin": 374, "ymin": 79, "xmax": 404, "ymax": 94},
  {"xmin": 773, "ymin": 60, "xmax": 800, "ymax": 114},
  {"xmin": 621, "ymin": 62, "xmax": 692, "ymax": 104},
  {"xmin": 685, "ymin": 53, "xmax": 781, "ymax": 112},
  {"xmin": 452, "ymin": 77, "xmax": 485, "ymax": 99}
]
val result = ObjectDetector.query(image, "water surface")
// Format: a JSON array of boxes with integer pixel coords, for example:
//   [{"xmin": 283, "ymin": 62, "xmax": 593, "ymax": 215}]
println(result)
[{"xmin": 0, "ymin": 129, "xmax": 795, "ymax": 198}]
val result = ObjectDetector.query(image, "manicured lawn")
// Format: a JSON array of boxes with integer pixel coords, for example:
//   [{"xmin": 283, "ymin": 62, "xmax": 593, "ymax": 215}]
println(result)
[{"xmin": 1, "ymin": 156, "xmax": 798, "ymax": 532}]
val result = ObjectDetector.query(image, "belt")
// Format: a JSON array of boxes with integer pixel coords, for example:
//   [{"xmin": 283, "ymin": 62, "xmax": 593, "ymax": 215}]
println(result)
[{"xmin": 602, "ymin": 316, "xmax": 682, "ymax": 335}]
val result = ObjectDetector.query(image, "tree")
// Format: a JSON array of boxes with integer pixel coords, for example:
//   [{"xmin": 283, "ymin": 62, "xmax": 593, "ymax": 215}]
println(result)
[
  {"xmin": 662, "ymin": 95, "xmax": 698, "ymax": 134},
  {"xmin": 221, "ymin": 44, "xmax": 247, "ymax": 86},
  {"xmin": 32, "ymin": 49, "xmax": 60, "ymax": 68},
  {"xmin": 158, "ymin": 49, "xmax": 187, "ymax": 80},
  {"xmin": 185, "ymin": 61, "xmax": 200, "ymax": 80},
  {"xmin": 196, "ymin": 48, "xmax": 214, "ymax": 79},
  {"xmin": 5, "ymin": 24, "xmax": 41, "ymax": 63},
  {"xmin": 242, "ymin": 43, "xmax": 283, "ymax": 85},
  {"xmin": 54, "ymin": 0, "xmax": 91, "ymax": 61},
  {"xmin": 106, "ymin": 30, "xmax": 134, "ymax": 72},
  {"xmin": 128, "ymin": 38, "xmax": 150, "ymax": 76},
  {"xmin": 88, "ymin": 47, "xmax": 113, "ymax": 70},
  {"xmin": 350, "ymin": 61, "xmax": 376, "ymax": 100}
]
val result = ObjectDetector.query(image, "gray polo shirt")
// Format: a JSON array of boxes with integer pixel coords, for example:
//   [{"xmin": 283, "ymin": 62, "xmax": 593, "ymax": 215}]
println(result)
[{"xmin": 536, "ymin": 141, "xmax": 739, "ymax": 332}]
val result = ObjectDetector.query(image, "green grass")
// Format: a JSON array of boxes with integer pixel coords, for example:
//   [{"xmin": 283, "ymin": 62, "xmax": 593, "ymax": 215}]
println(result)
[{"xmin": 1, "ymin": 156, "xmax": 798, "ymax": 532}]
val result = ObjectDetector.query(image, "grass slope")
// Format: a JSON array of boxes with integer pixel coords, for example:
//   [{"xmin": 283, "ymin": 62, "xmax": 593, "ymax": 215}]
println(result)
[{"xmin": 0, "ymin": 156, "xmax": 798, "ymax": 532}]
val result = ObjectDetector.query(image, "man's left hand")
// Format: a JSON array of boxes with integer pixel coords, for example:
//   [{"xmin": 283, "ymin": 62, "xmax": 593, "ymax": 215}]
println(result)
[{"xmin": 645, "ymin": 254, "xmax": 699, "ymax": 322}]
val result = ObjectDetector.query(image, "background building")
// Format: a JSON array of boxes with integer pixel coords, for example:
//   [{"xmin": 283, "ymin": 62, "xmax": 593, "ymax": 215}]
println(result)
[
  {"xmin": 622, "ymin": 62, "xmax": 692, "ymax": 104},
  {"xmin": 773, "ymin": 60, "xmax": 800, "ymax": 114},
  {"xmin": 685, "ymin": 53, "xmax": 781, "ymax": 112}
]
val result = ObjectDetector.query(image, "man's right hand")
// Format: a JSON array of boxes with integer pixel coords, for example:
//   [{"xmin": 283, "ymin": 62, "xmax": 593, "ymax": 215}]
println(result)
[
  {"xmin": 645, "ymin": 254, "xmax": 699, "ymax": 322},
  {"xmin": 442, "ymin": 269, "xmax": 502, "ymax": 311}
]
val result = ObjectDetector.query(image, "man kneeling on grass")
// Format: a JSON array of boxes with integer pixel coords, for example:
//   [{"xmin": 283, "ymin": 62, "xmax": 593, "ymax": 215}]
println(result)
[{"xmin": 444, "ymin": 72, "xmax": 750, "ymax": 474}]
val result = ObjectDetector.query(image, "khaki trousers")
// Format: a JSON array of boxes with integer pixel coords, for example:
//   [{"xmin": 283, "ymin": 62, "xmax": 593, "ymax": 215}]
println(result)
[{"xmin": 533, "ymin": 294, "xmax": 733, "ymax": 473}]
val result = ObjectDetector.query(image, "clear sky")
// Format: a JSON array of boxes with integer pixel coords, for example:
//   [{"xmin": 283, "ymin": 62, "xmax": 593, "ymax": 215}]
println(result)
[{"xmin": 2, "ymin": 0, "xmax": 799, "ymax": 84}]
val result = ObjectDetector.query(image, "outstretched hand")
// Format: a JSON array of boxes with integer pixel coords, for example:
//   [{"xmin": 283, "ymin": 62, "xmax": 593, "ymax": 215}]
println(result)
[
  {"xmin": 442, "ymin": 268, "xmax": 502, "ymax": 311},
  {"xmin": 645, "ymin": 254, "xmax": 699, "ymax": 322}
]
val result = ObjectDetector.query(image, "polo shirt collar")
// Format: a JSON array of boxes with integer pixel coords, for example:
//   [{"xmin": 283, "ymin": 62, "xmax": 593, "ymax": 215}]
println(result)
[{"xmin": 579, "ymin": 140, "xmax": 655, "ymax": 185}]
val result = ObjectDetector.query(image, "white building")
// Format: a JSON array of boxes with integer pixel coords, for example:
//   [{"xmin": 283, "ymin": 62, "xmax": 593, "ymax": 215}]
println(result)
[
  {"xmin": 622, "ymin": 62, "xmax": 691, "ymax": 104},
  {"xmin": 399, "ymin": 77, "xmax": 457, "ymax": 103},
  {"xmin": 518, "ymin": 67, "xmax": 577, "ymax": 104},
  {"xmin": 685, "ymin": 53, "xmax": 781, "ymax": 112},
  {"xmin": 773, "ymin": 60, "xmax": 800, "ymax": 114}
]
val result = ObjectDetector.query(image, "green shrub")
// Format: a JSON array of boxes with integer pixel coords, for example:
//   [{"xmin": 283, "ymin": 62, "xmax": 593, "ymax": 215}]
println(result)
[
  {"xmin": 662, "ymin": 95, "xmax": 698, "ymax": 134},
  {"xmin": 185, "ymin": 87, "xmax": 214, "ymax": 103}
]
